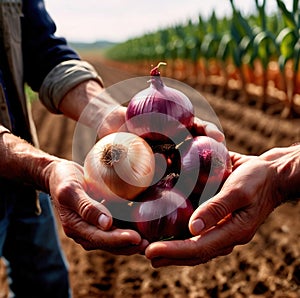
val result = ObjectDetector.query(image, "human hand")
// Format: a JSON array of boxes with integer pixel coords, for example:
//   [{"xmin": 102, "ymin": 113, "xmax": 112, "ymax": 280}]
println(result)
[
  {"xmin": 47, "ymin": 159, "xmax": 148, "ymax": 254},
  {"xmin": 97, "ymin": 105, "xmax": 127, "ymax": 138},
  {"xmin": 145, "ymin": 151, "xmax": 283, "ymax": 267},
  {"xmin": 191, "ymin": 117, "xmax": 224, "ymax": 142}
]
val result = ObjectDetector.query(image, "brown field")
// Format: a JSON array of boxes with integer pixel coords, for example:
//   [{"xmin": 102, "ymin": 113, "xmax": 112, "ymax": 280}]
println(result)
[{"xmin": 1, "ymin": 55, "xmax": 300, "ymax": 297}]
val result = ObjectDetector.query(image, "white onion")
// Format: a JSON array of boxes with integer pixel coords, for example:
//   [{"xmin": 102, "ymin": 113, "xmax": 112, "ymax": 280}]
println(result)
[{"xmin": 84, "ymin": 132, "xmax": 155, "ymax": 200}]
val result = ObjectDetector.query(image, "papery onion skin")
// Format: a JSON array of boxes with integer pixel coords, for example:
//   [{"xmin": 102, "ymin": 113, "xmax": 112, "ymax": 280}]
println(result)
[
  {"xmin": 125, "ymin": 64, "xmax": 194, "ymax": 143},
  {"xmin": 84, "ymin": 132, "xmax": 155, "ymax": 201},
  {"xmin": 180, "ymin": 136, "xmax": 232, "ymax": 208},
  {"xmin": 132, "ymin": 176, "xmax": 194, "ymax": 243}
]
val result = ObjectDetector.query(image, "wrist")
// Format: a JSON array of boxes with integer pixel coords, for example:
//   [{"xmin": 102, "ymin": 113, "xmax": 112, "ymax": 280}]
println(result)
[
  {"xmin": 35, "ymin": 157, "xmax": 62, "ymax": 194},
  {"xmin": 59, "ymin": 80, "xmax": 120, "ymax": 127},
  {"xmin": 0, "ymin": 132, "xmax": 62, "ymax": 193},
  {"xmin": 260, "ymin": 145, "xmax": 300, "ymax": 203}
]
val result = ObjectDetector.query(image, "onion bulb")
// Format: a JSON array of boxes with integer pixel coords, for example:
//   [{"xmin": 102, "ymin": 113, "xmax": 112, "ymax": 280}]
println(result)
[
  {"xmin": 125, "ymin": 62, "xmax": 194, "ymax": 144},
  {"xmin": 84, "ymin": 132, "xmax": 155, "ymax": 200},
  {"xmin": 133, "ymin": 174, "xmax": 194, "ymax": 242},
  {"xmin": 180, "ymin": 136, "xmax": 232, "ymax": 207}
]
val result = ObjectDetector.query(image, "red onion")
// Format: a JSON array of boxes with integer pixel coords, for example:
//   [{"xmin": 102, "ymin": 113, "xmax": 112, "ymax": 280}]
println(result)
[
  {"xmin": 179, "ymin": 136, "xmax": 232, "ymax": 208},
  {"xmin": 125, "ymin": 62, "xmax": 194, "ymax": 144},
  {"xmin": 132, "ymin": 174, "xmax": 194, "ymax": 242},
  {"xmin": 97, "ymin": 174, "xmax": 194, "ymax": 242}
]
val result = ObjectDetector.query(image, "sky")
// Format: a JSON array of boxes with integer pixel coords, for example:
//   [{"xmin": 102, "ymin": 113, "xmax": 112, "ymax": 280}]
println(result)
[{"xmin": 45, "ymin": 0, "xmax": 293, "ymax": 43}]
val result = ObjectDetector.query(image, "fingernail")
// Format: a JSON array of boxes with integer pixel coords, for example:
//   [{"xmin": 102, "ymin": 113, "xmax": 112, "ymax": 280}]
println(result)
[
  {"xmin": 98, "ymin": 214, "xmax": 110, "ymax": 230},
  {"xmin": 191, "ymin": 218, "xmax": 205, "ymax": 234}
]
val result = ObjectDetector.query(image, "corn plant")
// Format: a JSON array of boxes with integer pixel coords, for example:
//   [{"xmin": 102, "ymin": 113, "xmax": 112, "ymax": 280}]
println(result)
[
  {"xmin": 250, "ymin": 0, "xmax": 280, "ymax": 108},
  {"xmin": 105, "ymin": 0, "xmax": 300, "ymax": 118},
  {"xmin": 227, "ymin": 0, "xmax": 257, "ymax": 101},
  {"xmin": 276, "ymin": 0, "xmax": 300, "ymax": 117}
]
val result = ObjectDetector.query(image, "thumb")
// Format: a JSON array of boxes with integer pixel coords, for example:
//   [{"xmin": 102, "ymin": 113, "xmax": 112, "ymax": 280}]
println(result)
[
  {"xmin": 76, "ymin": 191, "xmax": 113, "ymax": 230},
  {"xmin": 189, "ymin": 189, "xmax": 245, "ymax": 236}
]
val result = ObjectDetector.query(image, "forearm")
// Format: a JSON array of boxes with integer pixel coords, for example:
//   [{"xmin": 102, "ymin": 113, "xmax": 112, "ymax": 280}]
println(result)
[
  {"xmin": 58, "ymin": 80, "xmax": 125, "ymax": 136},
  {"xmin": 260, "ymin": 144, "xmax": 300, "ymax": 203},
  {"xmin": 0, "ymin": 128, "xmax": 60, "ymax": 193},
  {"xmin": 58, "ymin": 80, "xmax": 113, "ymax": 123},
  {"xmin": 39, "ymin": 58, "xmax": 122, "ymax": 132}
]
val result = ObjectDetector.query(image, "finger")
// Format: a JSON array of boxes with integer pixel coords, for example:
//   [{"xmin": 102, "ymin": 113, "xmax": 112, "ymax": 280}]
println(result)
[
  {"xmin": 64, "ymin": 214, "xmax": 147, "ymax": 252},
  {"xmin": 150, "ymin": 246, "xmax": 234, "ymax": 268},
  {"xmin": 97, "ymin": 106, "xmax": 127, "ymax": 138},
  {"xmin": 74, "ymin": 235, "xmax": 148, "ymax": 255},
  {"xmin": 189, "ymin": 171, "xmax": 252, "ymax": 235},
  {"xmin": 146, "ymin": 224, "xmax": 236, "ymax": 265},
  {"xmin": 51, "ymin": 161, "xmax": 114, "ymax": 231},
  {"xmin": 229, "ymin": 151, "xmax": 256, "ymax": 169},
  {"xmin": 108, "ymin": 239, "xmax": 149, "ymax": 255},
  {"xmin": 193, "ymin": 118, "xmax": 225, "ymax": 142},
  {"xmin": 229, "ymin": 151, "xmax": 244, "ymax": 163},
  {"xmin": 146, "ymin": 214, "xmax": 251, "ymax": 267},
  {"xmin": 146, "ymin": 237, "xmax": 202, "ymax": 261},
  {"xmin": 202, "ymin": 120, "xmax": 225, "ymax": 142},
  {"xmin": 74, "ymin": 191, "xmax": 114, "ymax": 230}
]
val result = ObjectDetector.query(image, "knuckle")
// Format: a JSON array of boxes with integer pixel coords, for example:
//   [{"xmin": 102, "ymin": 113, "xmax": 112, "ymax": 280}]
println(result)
[
  {"xmin": 54, "ymin": 183, "xmax": 76, "ymax": 205},
  {"xmin": 78, "ymin": 199, "xmax": 103, "ymax": 226},
  {"xmin": 230, "ymin": 213, "xmax": 256, "ymax": 245},
  {"xmin": 229, "ymin": 187, "xmax": 252, "ymax": 205},
  {"xmin": 194, "ymin": 243, "xmax": 218, "ymax": 263},
  {"xmin": 63, "ymin": 225, "xmax": 76, "ymax": 239},
  {"xmin": 78, "ymin": 199, "xmax": 92, "ymax": 217},
  {"xmin": 206, "ymin": 200, "xmax": 231, "ymax": 221}
]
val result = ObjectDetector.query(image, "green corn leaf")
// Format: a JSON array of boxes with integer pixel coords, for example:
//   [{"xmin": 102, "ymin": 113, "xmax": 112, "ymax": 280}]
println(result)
[
  {"xmin": 230, "ymin": 24, "xmax": 242, "ymax": 44},
  {"xmin": 232, "ymin": 48, "xmax": 242, "ymax": 68},
  {"xmin": 293, "ymin": 40, "xmax": 300, "ymax": 72},
  {"xmin": 278, "ymin": 55, "xmax": 287, "ymax": 72},
  {"xmin": 217, "ymin": 33, "xmax": 234, "ymax": 61},
  {"xmin": 210, "ymin": 11, "xmax": 218, "ymax": 34},
  {"xmin": 293, "ymin": 0, "xmax": 300, "ymax": 15},
  {"xmin": 239, "ymin": 35, "xmax": 256, "ymax": 67},
  {"xmin": 276, "ymin": 27, "xmax": 297, "ymax": 61},
  {"xmin": 255, "ymin": 0, "xmax": 267, "ymax": 30},
  {"xmin": 253, "ymin": 31, "xmax": 279, "ymax": 69},
  {"xmin": 276, "ymin": 0, "xmax": 298, "ymax": 30},
  {"xmin": 200, "ymin": 33, "xmax": 220, "ymax": 59}
]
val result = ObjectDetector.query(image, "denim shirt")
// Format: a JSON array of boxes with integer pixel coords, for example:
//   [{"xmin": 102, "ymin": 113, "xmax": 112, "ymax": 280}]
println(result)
[{"xmin": 0, "ymin": 0, "xmax": 103, "ymax": 144}]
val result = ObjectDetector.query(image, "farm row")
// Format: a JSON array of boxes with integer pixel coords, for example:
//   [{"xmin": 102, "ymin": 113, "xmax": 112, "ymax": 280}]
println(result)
[{"xmin": 106, "ymin": 0, "xmax": 300, "ymax": 118}]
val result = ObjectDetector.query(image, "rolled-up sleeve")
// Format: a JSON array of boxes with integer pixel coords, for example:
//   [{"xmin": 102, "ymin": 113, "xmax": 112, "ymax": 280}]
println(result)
[
  {"xmin": 22, "ymin": 0, "xmax": 104, "ymax": 113},
  {"xmin": 39, "ymin": 60, "xmax": 103, "ymax": 113},
  {"xmin": 0, "ymin": 125, "xmax": 11, "ymax": 135}
]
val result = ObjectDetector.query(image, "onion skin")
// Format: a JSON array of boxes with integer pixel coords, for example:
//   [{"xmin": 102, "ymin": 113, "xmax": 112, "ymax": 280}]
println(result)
[
  {"xmin": 132, "ymin": 176, "xmax": 194, "ymax": 243},
  {"xmin": 180, "ymin": 136, "xmax": 232, "ymax": 207},
  {"xmin": 83, "ymin": 63, "xmax": 231, "ymax": 240},
  {"xmin": 98, "ymin": 175, "xmax": 194, "ymax": 243},
  {"xmin": 150, "ymin": 142, "xmax": 181, "ymax": 181},
  {"xmin": 125, "ymin": 65, "xmax": 194, "ymax": 143},
  {"xmin": 84, "ymin": 132, "xmax": 155, "ymax": 201}
]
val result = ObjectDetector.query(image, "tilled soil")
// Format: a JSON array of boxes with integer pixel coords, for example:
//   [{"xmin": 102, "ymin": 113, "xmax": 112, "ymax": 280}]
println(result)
[{"xmin": 1, "ymin": 57, "xmax": 300, "ymax": 298}]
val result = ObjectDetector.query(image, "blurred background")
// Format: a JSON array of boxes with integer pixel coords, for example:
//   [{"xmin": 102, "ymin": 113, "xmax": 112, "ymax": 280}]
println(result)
[{"xmin": 2, "ymin": 1, "xmax": 299, "ymax": 298}]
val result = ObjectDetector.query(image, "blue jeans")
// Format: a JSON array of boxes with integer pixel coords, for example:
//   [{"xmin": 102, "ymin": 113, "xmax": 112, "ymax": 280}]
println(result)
[{"xmin": 0, "ymin": 189, "xmax": 71, "ymax": 298}]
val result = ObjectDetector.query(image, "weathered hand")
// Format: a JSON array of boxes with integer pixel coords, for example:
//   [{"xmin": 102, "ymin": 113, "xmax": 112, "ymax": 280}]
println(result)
[
  {"xmin": 48, "ymin": 160, "xmax": 148, "ymax": 254},
  {"xmin": 145, "ymin": 151, "xmax": 283, "ymax": 267}
]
